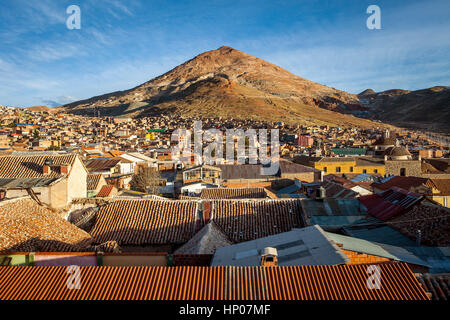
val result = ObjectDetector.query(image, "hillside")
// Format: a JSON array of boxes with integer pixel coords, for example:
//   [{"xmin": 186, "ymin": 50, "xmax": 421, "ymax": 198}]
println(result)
[
  {"xmin": 60, "ymin": 46, "xmax": 386, "ymax": 129},
  {"xmin": 359, "ymin": 86, "xmax": 450, "ymax": 133},
  {"xmin": 27, "ymin": 105, "xmax": 54, "ymax": 112}
]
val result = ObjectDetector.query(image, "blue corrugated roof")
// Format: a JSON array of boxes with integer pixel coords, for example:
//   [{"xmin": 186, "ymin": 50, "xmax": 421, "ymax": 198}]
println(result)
[
  {"xmin": 276, "ymin": 184, "xmax": 301, "ymax": 195},
  {"xmin": 325, "ymin": 231, "xmax": 430, "ymax": 267},
  {"xmin": 342, "ymin": 225, "xmax": 416, "ymax": 247},
  {"xmin": 350, "ymin": 173, "xmax": 372, "ymax": 182}
]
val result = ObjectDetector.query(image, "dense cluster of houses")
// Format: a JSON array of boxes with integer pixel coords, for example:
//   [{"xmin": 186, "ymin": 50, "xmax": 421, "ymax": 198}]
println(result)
[{"xmin": 0, "ymin": 106, "xmax": 449, "ymax": 301}]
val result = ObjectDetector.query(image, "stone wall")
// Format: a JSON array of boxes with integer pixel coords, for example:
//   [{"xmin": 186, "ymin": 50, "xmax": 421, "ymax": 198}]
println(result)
[{"xmin": 385, "ymin": 160, "xmax": 422, "ymax": 176}]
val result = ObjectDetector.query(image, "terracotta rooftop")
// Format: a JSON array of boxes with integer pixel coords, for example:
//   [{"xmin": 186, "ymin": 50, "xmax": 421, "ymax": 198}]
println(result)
[
  {"xmin": 0, "ymin": 263, "xmax": 429, "ymax": 300},
  {"xmin": 85, "ymin": 158, "xmax": 121, "ymax": 172},
  {"xmin": 0, "ymin": 154, "xmax": 77, "ymax": 178},
  {"xmin": 86, "ymin": 173, "xmax": 103, "ymax": 191},
  {"xmin": 0, "ymin": 198, "xmax": 92, "ymax": 252},
  {"xmin": 427, "ymin": 178, "xmax": 450, "ymax": 196},
  {"xmin": 374, "ymin": 176, "xmax": 429, "ymax": 192},
  {"xmin": 90, "ymin": 200, "xmax": 199, "ymax": 245},
  {"xmin": 200, "ymin": 187, "xmax": 267, "ymax": 199},
  {"xmin": 390, "ymin": 201, "xmax": 450, "ymax": 246},
  {"xmin": 96, "ymin": 185, "xmax": 115, "ymax": 197},
  {"xmin": 211, "ymin": 199, "xmax": 305, "ymax": 243}
]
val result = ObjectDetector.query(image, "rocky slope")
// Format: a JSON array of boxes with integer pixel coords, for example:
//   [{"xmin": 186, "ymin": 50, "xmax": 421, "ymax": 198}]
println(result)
[
  {"xmin": 59, "ymin": 46, "xmax": 385, "ymax": 129},
  {"xmin": 358, "ymin": 86, "xmax": 450, "ymax": 133}
]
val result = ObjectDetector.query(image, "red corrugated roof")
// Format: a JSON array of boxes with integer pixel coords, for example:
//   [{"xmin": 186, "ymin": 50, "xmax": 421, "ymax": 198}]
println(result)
[
  {"xmin": 96, "ymin": 185, "xmax": 114, "ymax": 197},
  {"xmin": 359, "ymin": 187, "xmax": 422, "ymax": 221},
  {"xmin": 0, "ymin": 263, "xmax": 429, "ymax": 300}
]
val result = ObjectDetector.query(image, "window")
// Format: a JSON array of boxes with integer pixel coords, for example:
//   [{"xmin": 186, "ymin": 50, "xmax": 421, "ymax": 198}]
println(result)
[
  {"xmin": 363, "ymin": 169, "xmax": 367, "ymax": 174},
  {"xmin": 400, "ymin": 168, "xmax": 406, "ymax": 176},
  {"xmin": 374, "ymin": 169, "xmax": 378, "ymax": 174},
  {"xmin": 336, "ymin": 167, "xmax": 341, "ymax": 173},
  {"xmin": 349, "ymin": 167, "xmax": 353, "ymax": 172},
  {"xmin": 323, "ymin": 167, "xmax": 327, "ymax": 172}
]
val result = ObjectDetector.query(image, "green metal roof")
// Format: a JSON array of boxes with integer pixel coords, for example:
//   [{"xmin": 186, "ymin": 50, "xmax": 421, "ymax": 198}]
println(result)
[
  {"xmin": 331, "ymin": 148, "xmax": 366, "ymax": 155},
  {"xmin": 147, "ymin": 128, "xmax": 167, "ymax": 132}
]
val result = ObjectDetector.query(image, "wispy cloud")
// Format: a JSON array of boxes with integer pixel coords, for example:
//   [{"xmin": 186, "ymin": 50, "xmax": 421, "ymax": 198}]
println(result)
[
  {"xmin": 0, "ymin": 0, "xmax": 448, "ymax": 106},
  {"xmin": 41, "ymin": 95, "xmax": 78, "ymax": 107}
]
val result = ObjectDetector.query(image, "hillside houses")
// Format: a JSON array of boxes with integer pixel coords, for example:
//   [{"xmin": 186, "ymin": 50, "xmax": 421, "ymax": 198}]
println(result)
[{"xmin": 0, "ymin": 153, "xmax": 87, "ymax": 208}]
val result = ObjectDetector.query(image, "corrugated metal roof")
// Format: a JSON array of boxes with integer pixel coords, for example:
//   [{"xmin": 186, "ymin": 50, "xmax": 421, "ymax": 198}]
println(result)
[
  {"xmin": 359, "ymin": 187, "xmax": 422, "ymax": 221},
  {"xmin": 325, "ymin": 232, "xmax": 430, "ymax": 267},
  {"xmin": 211, "ymin": 226, "xmax": 349, "ymax": 266},
  {"xmin": 343, "ymin": 226, "xmax": 417, "ymax": 247},
  {"xmin": 0, "ymin": 177, "xmax": 61, "ymax": 189},
  {"xmin": 0, "ymin": 264, "xmax": 429, "ymax": 300}
]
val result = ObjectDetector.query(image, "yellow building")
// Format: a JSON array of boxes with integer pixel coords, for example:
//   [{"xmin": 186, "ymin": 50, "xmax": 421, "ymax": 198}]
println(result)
[
  {"xmin": 426, "ymin": 179, "xmax": 450, "ymax": 208},
  {"xmin": 298, "ymin": 156, "xmax": 385, "ymax": 175}
]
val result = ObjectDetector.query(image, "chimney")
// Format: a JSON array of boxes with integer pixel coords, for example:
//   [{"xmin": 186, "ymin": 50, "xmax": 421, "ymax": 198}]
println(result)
[
  {"xmin": 42, "ymin": 165, "xmax": 50, "ymax": 175},
  {"xmin": 261, "ymin": 247, "xmax": 278, "ymax": 266},
  {"xmin": 60, "ymin": 165, "xmax": 70, "ymax": 175}
]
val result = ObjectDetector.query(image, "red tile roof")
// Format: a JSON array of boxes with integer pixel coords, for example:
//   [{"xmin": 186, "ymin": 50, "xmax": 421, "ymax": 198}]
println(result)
[
  {"xmin": 390, "ymin": 201, "xmax": 450, "ymax": 246},
  {"xmin": 96, "ymin": 185, "xmax": 115, "ymax": 197},
  {"xmin": 85, "ymin": 158, "xmax": 120, "ymax": 172},
  {"xmin": 90, "ymin": 200, "xmax": 199, "ymax": 245},
  {"xmin": 211, "ymin": 199, "xmax": 305, "ymax": 242},
  {"xmin": 426, "ymin": 178, "xmax": 450, "ymax": 196},
  {"xmin": 200, "ymin": 188, "xmax": 267, "ymax": 199},
  {"xmin": 0, "ymin": 263, "xmax": 429, "ymax": 300},
  {"xmin": 375, "ymin": 176, "xmax": 429, "ymax": 192},
  {"xmin": 0, "ymin": 198, "xmax": 92, "ymax": 252},
  {"xmin": 0, "ymin": 154, "xmax": 77, "ymax": 178},
  {"xmin": 416, "ymin": 273, "xmax": 449, "ymax": 301}
]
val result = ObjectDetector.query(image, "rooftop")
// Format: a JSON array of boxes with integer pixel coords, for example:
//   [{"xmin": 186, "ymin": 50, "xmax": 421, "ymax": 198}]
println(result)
[
  {"xmin": 89, "ymin": 199, "xmax": 199, "ymax": 245},
  {"xmin": 211, "ymin": 225, "xmax": 349, "ymax": 266},
  {"xmin": 0, "ymin": 197, "xmax": 92, "ymax": 252},
  {"xmin": 0, "ymin": 154, "xmax": 77, "ymax": 178},
  {"xmin": 199, "ymin": 187, "xmax": 267, "ymax": 199},
  {"xmin": 0, "ymin": 263, "xmax": 429, "ymax": 300}
]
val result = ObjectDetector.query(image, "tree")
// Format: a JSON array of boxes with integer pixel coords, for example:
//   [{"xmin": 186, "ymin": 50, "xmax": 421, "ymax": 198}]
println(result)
[
  {"xmin": 33, "ymin": 129, "xmax": 40, "ymax": 140},
  {"xmin": 130, "ymin": 166, "xmax": 162, "ymax": 194}
]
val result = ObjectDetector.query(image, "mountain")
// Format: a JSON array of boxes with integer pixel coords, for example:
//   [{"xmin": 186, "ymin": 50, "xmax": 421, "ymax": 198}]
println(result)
[
  {"xmin": 359, "ymin": 86, "xmax": 450, "ymax": 133},
  {"xmin": 58, "ymin": 47, "xmax": 450, "ymax": 132},
  {"xmin": 27, "ymin": 105, "xmax": 54, "ymax": 112},
  {"xmin": 358, "ymin": 89, "xmax": 376, "ymax": 96},
  {"xmin": 59, "ymin": 46, "xmax": 386, "ymax": 129}
]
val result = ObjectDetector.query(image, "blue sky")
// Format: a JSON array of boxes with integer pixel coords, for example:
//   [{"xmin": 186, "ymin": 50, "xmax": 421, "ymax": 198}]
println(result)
[{"xmin": 0, "ymin": 0, "xmax": 449, "ymax": 107}]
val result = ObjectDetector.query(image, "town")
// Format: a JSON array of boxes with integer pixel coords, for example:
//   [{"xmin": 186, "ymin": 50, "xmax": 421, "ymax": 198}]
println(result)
[
  {"xmin": 1, "ymin": 0, "xmax": 449, "ymax": 307},
  {"xmin": 0, "ymin": 104, "xmax": 448, "ymax": 301}
]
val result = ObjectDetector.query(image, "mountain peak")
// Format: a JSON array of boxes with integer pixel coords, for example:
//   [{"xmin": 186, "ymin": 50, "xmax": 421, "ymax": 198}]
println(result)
[
  {"xmin": 60, "ymin": 46, "xmax": 385, "ymax": 129},
  {"xmin": 217, "ymin": 45, "xmax": 235, "ymax": 51}
]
